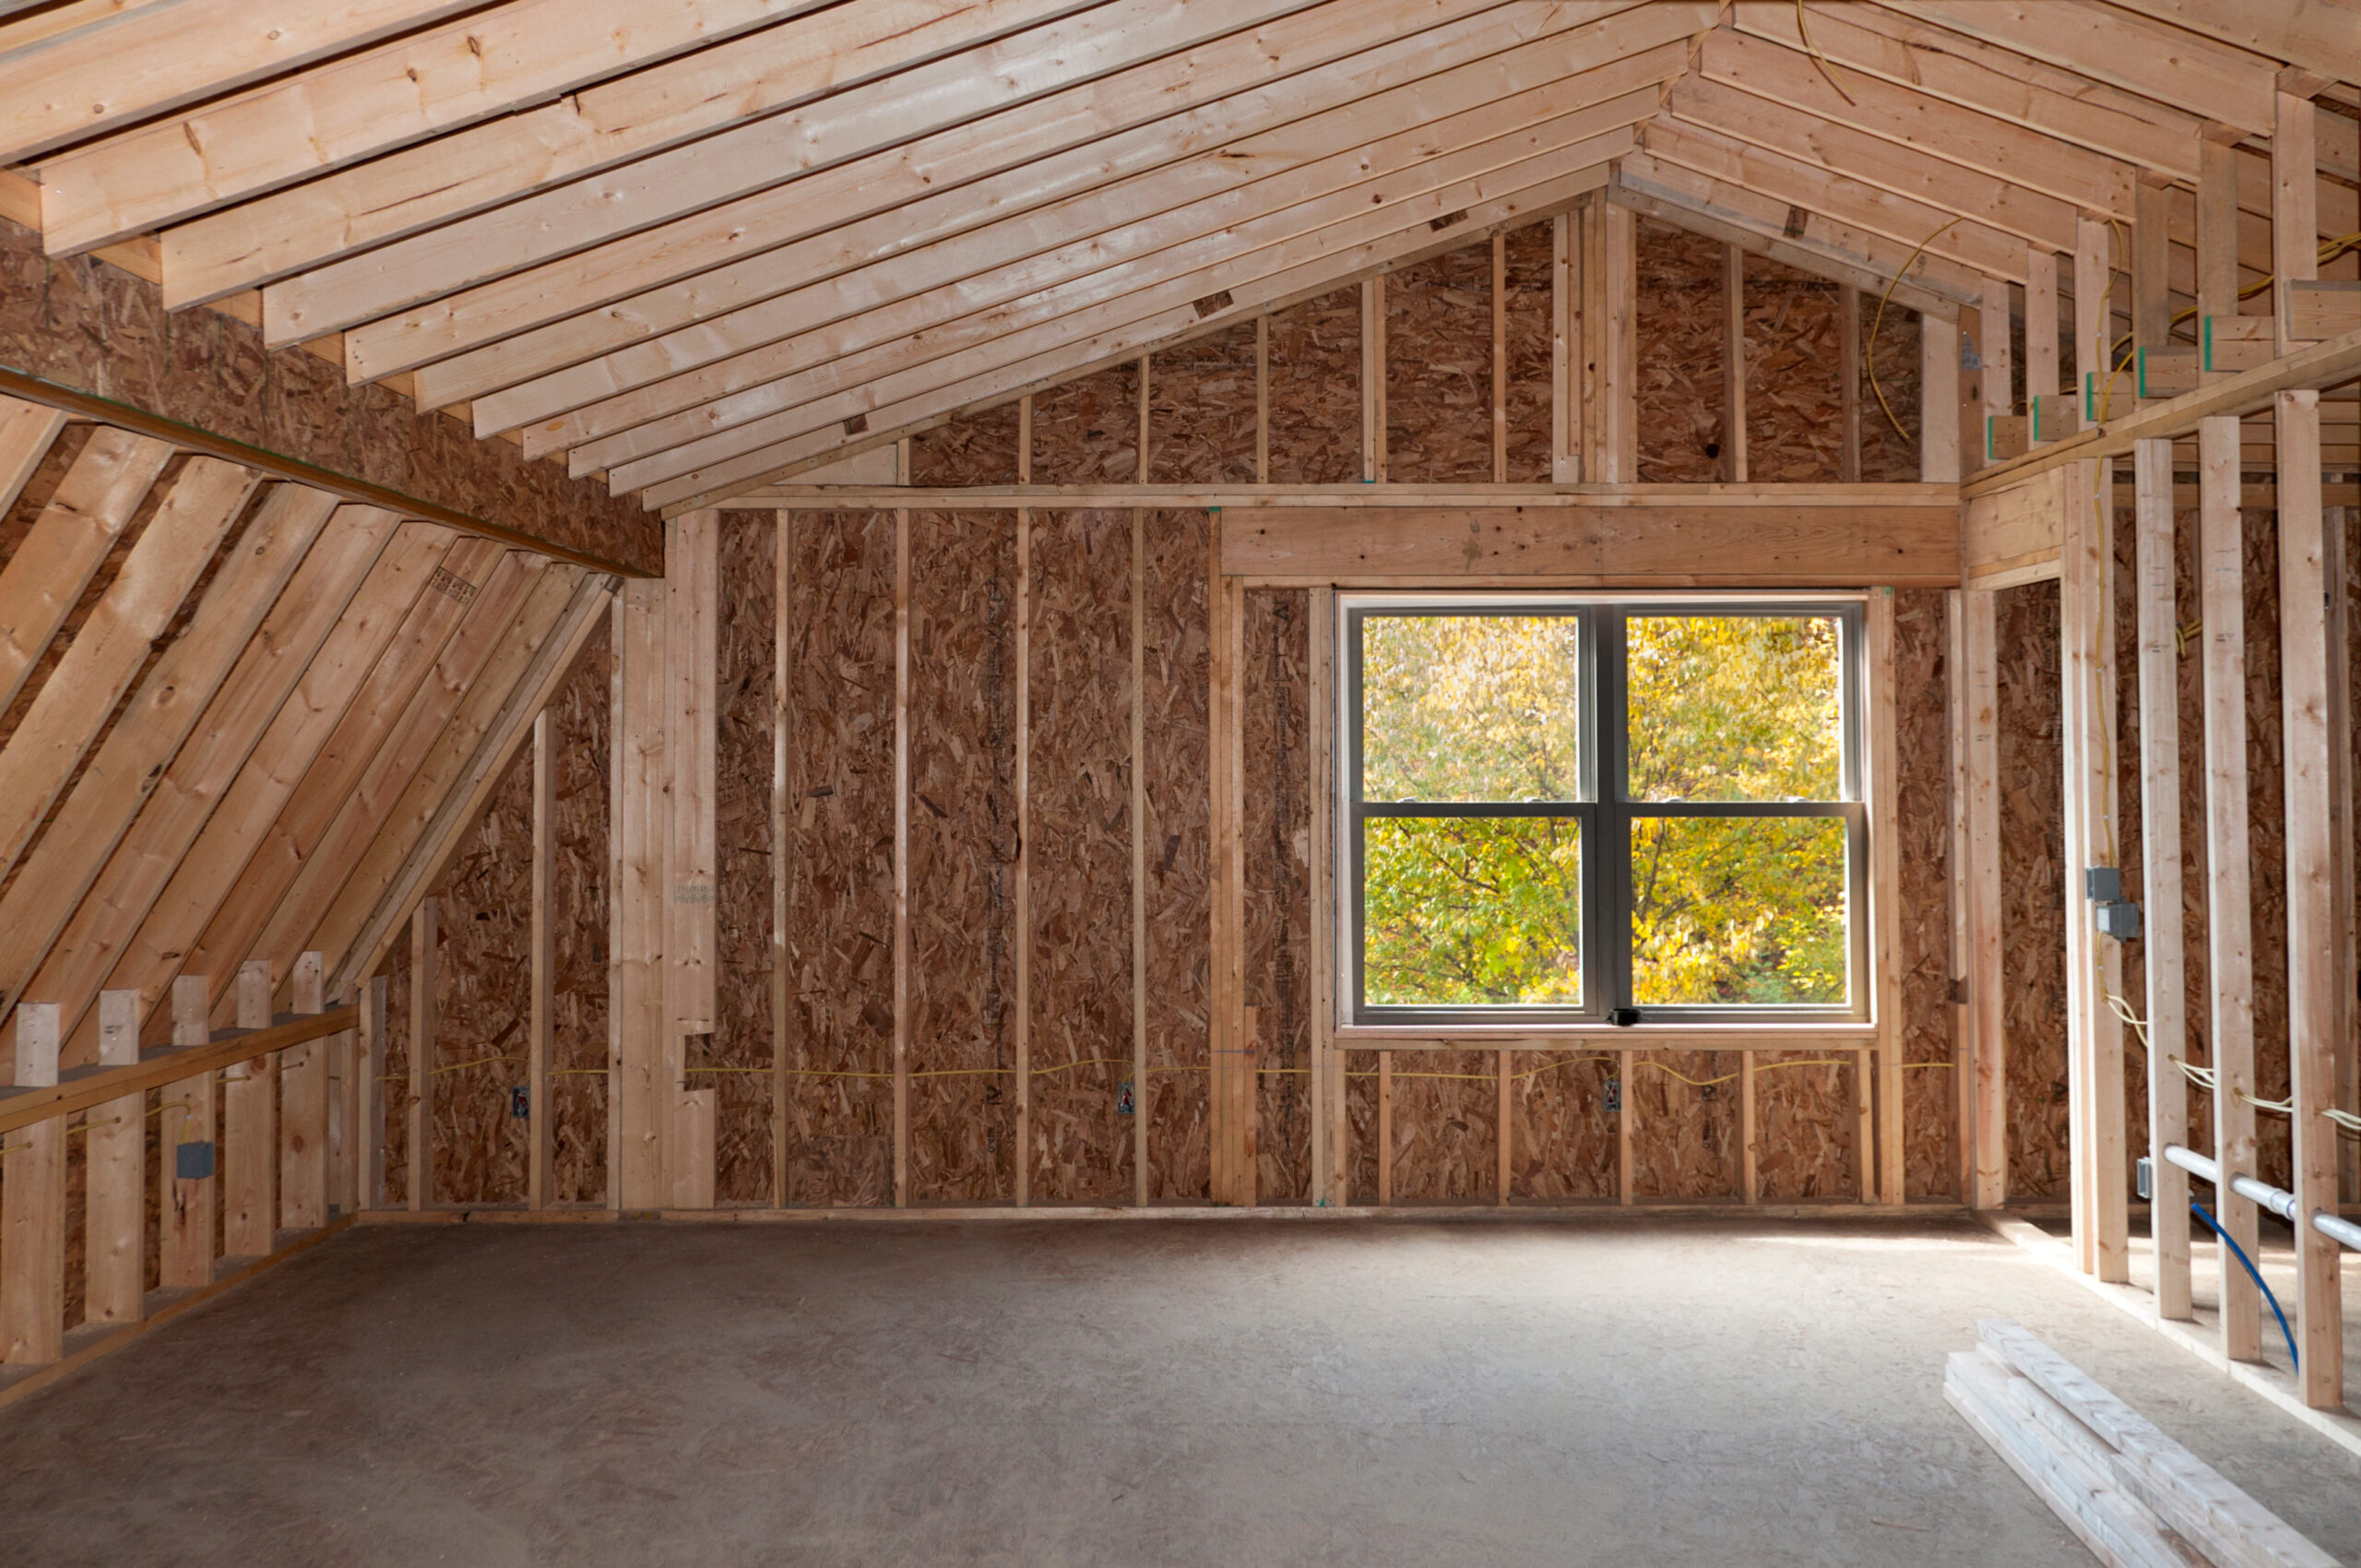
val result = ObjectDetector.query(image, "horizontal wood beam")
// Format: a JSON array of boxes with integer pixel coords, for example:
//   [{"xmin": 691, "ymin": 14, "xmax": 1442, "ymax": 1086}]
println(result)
[
  {"xmin": 1962, "ymin": 327, "xmax": 2361, "ymax": 497},
  {"xmin": 733, "ymin": 481, "xmax": 1952, "ymax": 508},
  {"xmin": 0, "ymin": 1007, "xmax": 353, "ymax": 1136},
  {"xmin": 1218, "ymin": 500, "xmax": 1962, "ymax": 585},
  {"xmin": 0, "ymin": 363, "xmax": 655, "ymax": 577}
]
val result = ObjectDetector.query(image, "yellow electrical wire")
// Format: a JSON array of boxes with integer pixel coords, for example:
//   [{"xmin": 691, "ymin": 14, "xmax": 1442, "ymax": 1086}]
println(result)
[{"xmin": 1867, "ymin": 218, "xmax": 1964, "ymax": 443}]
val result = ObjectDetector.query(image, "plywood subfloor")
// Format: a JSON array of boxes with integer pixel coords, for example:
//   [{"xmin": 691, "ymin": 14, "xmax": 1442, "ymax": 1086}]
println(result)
[{"xmin": 0, "ymin": 1218, "xmax": 2355, "ymax": 1566}]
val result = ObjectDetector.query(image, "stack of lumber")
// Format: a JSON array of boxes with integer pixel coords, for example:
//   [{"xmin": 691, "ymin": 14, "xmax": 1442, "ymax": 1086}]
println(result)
[{"xmin": 1945, "ymin": 1321, "xmax": 2341, "ymax": 1568}]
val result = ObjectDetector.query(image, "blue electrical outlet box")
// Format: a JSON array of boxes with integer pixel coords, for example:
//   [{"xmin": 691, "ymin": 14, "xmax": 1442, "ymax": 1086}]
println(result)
[{"xmin": 175, "ymin": 1140, "xmax": 214, "ymax": 1181}]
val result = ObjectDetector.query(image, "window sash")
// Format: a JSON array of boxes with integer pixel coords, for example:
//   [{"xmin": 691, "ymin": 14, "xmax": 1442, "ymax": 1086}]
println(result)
[{"xmin": 1346, "ymin": 596, "xmax": 1869, "ymax": 1027}]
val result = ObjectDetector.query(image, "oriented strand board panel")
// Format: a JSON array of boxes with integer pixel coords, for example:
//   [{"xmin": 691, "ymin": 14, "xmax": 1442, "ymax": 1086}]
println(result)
[
  {"xmin": 1631, "ymin": 1051, "xmax": 1738, "ymax": 1200},
  {"xmin": 547, "ymin": 621, "xmax": 611, "ymax": 1205},
  {"xmin": 2232, "ymin": 505, "xmax": 2293, "ymax": 1192},
  {"xmin": 1998, "ymin": 578, "xmax": 2069, "ymax": 1196},
  {"xmin": 712, "ymin": 511, "xmax": 776, "ymax": 1204},
  {"xmin": 1148, "ymin": 323, "xmax": 1257, "ymax": 484},
  {"xmin": 1743, "ymin": 254, "xmax": 1845, "ymax": 482},
  {"xmin": 1030, "ymin": 365, "xmax": 1139, "ymax": 486},
  {"xmin": 426, "ymin": 744, "xmax": 532, "ymax": 1204},
  {"xmin": 1027, "ymin": 509, "xmax": 1134, "ymax": 1203},
  {"xmin": 1898, "ymin": 588, "xmax": 1957, "ymax": 1199},
  {"xmin": 1264, "ymin": 289, "xmax": 1360, "ymax": 485},
  {"xmin": 1244, "ymin": 588, "xmax": 1311, "ymax": 1206},
  {"xmin": 1509, "ymin": 1053, "xmax": 1615, "ymax": 1201},
  {"xmin": 1384, "ymin": 246, "xmax": 1491, "ymax": 483},
  {"xmin": 0, "ymin": 219, "xmax": 656, "ymax": 575},
  {"xmin": 909, "ymin": 405, "xmax": 1020, "ymax": 489},
  {"xmin": 1859, "ymin": 299, "xmax": 1922, "ymax": 483},
  {"xmin": 1634, "ymin": 217, "xmax": 1726, "ymax": 482},
  {"xmin": 782, "ymin": 512, "xmax": 896, "ymax": 1206},
  {"xmin": 907, "ymin": 510, "xmax": 1015, "ymax": 1203},
  {"xmin": 1502, "ymin": 222, "xmax": 1554, "ymax": 484},
  {"xmin": 1754, "ymin": 1054, "xmax": 1857, "ymax": 1200},
  {"xmin": 1144, "ymin": 509, "xmax": 1211, "ymax": 1202},
  {"xmin": 1386, "ymin": 1049, "xmax": 1497, "ymax": 1203}
]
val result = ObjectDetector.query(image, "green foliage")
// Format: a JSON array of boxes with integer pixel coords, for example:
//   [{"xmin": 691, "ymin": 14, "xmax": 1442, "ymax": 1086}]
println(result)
[
  {"xmin": 1359, "ymin": 612, "xmax": 1847, "ymax": 1010},
  {"xmin": 1362, "ymin": 815, "xmax": 1582, "ymax": 1005}
]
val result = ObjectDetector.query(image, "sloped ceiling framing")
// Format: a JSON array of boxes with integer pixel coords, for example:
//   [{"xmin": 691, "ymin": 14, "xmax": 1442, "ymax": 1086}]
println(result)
[
  {"xmin": 0, "ymin": 392, "xmax": 613, "ymax": 1075},
  {"xmin": 1, "ymin": 0, "xmax": 2354, "ymax": 514}
]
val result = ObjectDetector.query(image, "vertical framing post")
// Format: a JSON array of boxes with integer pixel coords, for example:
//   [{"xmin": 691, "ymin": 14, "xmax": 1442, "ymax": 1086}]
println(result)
[
  {"xmin": 2025, "ymin": 249, "xmax": 2059, "ymax": 439},
  {"xmin": 1839, "ymin": 284, "xmax": 1862, "ymax": 480},
  {"xmin": 2197, "ymin": 139, "xmax": 2240, "ymax": 379},
  {"xmin": 2133, "ymin": 438, "xmax": 2192, "ymax": 1321},
  {"xmin": 1014, "ymin": 406, "xmax": 1033, "ymax": 1206},
  {"xmin": 666, "ymin": 510, "xmax": 719, "ymax": 1211},
  {"xmin": 1551, "ymin": 211, "xmax": 1574, "ymax": 482},
  {"xmin": 1132, "ymin": 505, "xmax": 1148, "ymax": 1206},
  {"xmin": 2063, "ymin": 457, "xmax": 2129, "ymax": 1281},
  {"xmin": 2074, "ymin": 218, "xmax": 2111, "ymax": 425},
  {"xmin": 2132, "ymin": 179, "xmax": 2171, "ymax": 370},
  {"xmin": 2275, "ymin": 388, "xmax": 2345, "ymax": 1406},
  {"xmin": 407, "ymin": 903, "xmax": 435, "ymax": 1212},
  {"xmin": 1360, "ymin": 277, "xmax": 1387, "ymax": 483},
  {"xmin": 1618, "ymin": 1049, "xmax": 1634, "ymax": 1206},
  {"xmin": 1740, "ymin": 1048, "xmax": 1759, "ymax": 1205},
  {"xmin": 1594, "ymin": 199, "xmax": 1636, "ymax": 482},
  {"xmin": 160, "ymin": 977, "xmax": 216, "ymax": 1287},
  {"xmin": 1856, "ymin": 1047, "xmax": 1874, "ymax": 1203},
  {"xmin": 529, "ymin": 709, "xmax": 555, "ymax": 1210},
  {"xmin": 225, "ymin": 958, "xmax": 278, "ymax": 1253},
  {"xmin": 2332, "ymin": 503, "xmax": 2360, "ymax": 1208},
  {"xmin": 1376, "ymin": 1052, "xmax": 1393, "ymax": 1206},
  {"xmin": 1723, "ymin": 244, "xmax": 1747, "ymax": 482},
  {"xmin": 1962, "ymin": 588, "xmax": 2007, "ymax": 1208},
  {"xmin": 2272, "ymin": 89, "xmax": 2318, "ymax": 359},
  {"xmin": 1869, "ymin": 588, "xmax": 1904, "ymax": 1204},
  {"xmin": 1496, "ymin": 1049, "xmax": 1512, "ymax": 1206},
  {"xmin": 1948, "ymin": 591, "xmax": 1975, "ymax": 1199},
  {"xmin": 87, "ymin": 989, "xmax": 145, "ymax": 1324},
  {"xmin": 1921, "ymin": 315, "xmax": 1962, "ymax": 482},
  {"xmin": 2198, "ymin": 413, "xmax": 2261, "ymax": 1358},
  {"xmin": 359, "ymin": 974, "xmax": 386, "ymax": 1212},
  {"xmin": 1136, "ymin": 355, "xmax": 1151, "ymax": 482},
  {"xmin": 1981, "ymin": 277, "xmax": 2014, "ymax": 461},
  {"xmin": 1491, "ymin": 232, "xmax": 1508, "ymax": 483},
  {"xmin": 2, "ymin": 1004, "xmax": 64, "ymax": 1363},
  {"xmin": 279, "ymin": 951, "xmax": 326, "ymax": 1230},
  {"xmin": 892, "ymin": 505, "xmax": 911, "ymax": 1209},
  {"xmin": 611, "ymin": 578, "xmax": 666, "ymax": 1209},
  {"xmin": 1310, "ymin": 586, "xmax": 1342, "ymax": 1206},
  {"xmin": 773, "ymin": 513, "xmax": 793, "ymax": 1206}
]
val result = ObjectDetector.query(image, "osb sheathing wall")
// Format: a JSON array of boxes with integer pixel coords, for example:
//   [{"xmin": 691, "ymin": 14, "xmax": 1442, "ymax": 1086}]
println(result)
[
  {"xmin": 398, "ymin": 226, "xmax": 1964, "ymax": 1207},
  {"xmin": 1998, "ymin": 580, "xmax": 2069, "ymax": 1196},
  {"xmin": 0, "ymin": 218, "xmax": 658, "ymax": 576}
]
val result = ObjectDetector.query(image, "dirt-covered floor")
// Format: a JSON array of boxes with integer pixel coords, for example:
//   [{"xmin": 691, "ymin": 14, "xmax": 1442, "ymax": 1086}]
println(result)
[{"xmin": 0, "ymin": 1214, "xmax": 2354, "ymax": 1566}]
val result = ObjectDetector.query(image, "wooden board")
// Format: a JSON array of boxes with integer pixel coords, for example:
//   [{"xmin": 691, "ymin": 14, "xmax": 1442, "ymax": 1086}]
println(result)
[
  {"xmin": 1221, "ymin": 503, "xmax": 1960, "ymax": 585},
  {"xmin": 1027, "ymin": 509, "xmax": 1136, "ymax": 1202},
  {"xmin": 780, "ymin": 513, "xmax": 896, "ymax": 1206},
  {"xmin": 711, "ymin": 511, "xmax": 777, "ymax": 1203},
  {"xmin": 1998, "ymin": 579, "xmax": 2070, "ymax": 1196},
  {"xmin": 905, "ymin": 510, "xmax": 1016, "ymax": 1202},
  {"xmin": 1244, "ymin": 588, "xmax": 1312, "ymax": 1205},
  {"xmin": 1383, "ymin": 245, "xmax": 1493, "ymax": 483},
  {"xmin": 1143, "ymin": 510, "xmax": 1212, "ymax": 1201},
  {"xmin": 1633, "ymin": 217, "xmax": 1726, "ymax": 482},
  {"xmin": 1264, "ymin": 289, "xmax": 1362, "ymax": 485}
]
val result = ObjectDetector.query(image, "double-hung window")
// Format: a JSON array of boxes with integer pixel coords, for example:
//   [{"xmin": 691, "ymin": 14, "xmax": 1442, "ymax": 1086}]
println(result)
[{"xmin": 1345, "ymin": 596, "xmax": 1867, "ymax": 1026}]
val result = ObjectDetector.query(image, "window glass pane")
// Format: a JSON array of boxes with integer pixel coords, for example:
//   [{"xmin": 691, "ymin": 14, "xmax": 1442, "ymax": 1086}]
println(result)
[
  {"xmin": 1363, "ymin": 815, "xmax": 1582, "ymax": 1006},
  {"xmin": 1629, "ymin": 816, "xmax": 1847, "ymax": 1005},
  {"xmin": 1361, "ymin": 614, "xmax": 1581, "ymax": 802},
  {"xmin": 1625, "ymin": 615, "xmax": 1842, "ymax": 802}
]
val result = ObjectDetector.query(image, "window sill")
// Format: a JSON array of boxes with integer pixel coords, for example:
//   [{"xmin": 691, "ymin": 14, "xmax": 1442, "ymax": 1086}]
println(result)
[{"xmin": 1331, "ymin": 1022, "xmax": 1879, "ymax": 1049}]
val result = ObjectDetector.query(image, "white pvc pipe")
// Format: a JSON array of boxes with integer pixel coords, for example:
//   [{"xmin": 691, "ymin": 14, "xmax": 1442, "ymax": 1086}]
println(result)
[{"xmin": 2164, "ymin": 1144, "xmax": 2358, "ymax": 1253}]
